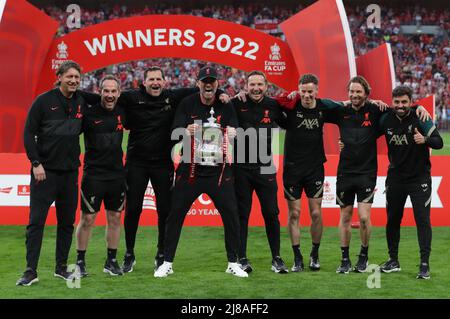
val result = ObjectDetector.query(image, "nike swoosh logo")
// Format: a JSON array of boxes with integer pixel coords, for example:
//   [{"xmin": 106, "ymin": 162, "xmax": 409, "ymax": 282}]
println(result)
[
  {"xmin": 191, "ymin": 115, "xmax": 199, "ymax": 119},
  {"xmin": 51, "ymin": 107, "xmax": 58, "ymax": 111},
  {"xmin": 138, "ymin": 101, "xmax": 145, "ymax": 104},
  {"xmin": 241, "ymin": 109, "xmax": 249, "ymax": 112},
  {"xmin": 94, "ymin": 120, "xmax": 103, "ymax": 124}
]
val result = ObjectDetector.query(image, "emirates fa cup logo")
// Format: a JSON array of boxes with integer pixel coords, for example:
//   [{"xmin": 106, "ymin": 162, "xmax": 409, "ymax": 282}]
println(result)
[
  {"xmin": 56, "ymin": 41, "xmax": 69, "ymax": 59},
  {"xmin": 269, "ymin": 43, "xmax": 281, "ymax": 60}
]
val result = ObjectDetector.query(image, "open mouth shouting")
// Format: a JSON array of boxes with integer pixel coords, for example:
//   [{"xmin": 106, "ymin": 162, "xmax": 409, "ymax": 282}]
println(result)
[
  {"xmin": 149, "ymin": 84, "xmax": 162, "ymax": 96},
  {"xmin": 102, "ymin": 96, "xmax": 117, "ymax": 109},
  {"xmin": 105, "ymin": 96, "xmax": 115, "ymax": 103},
  {"xmin": 250, "ymin": 89, "xmax": 263, "ymax": 100},
  {"xmin": 202, "ymin": 84, "xmax": 216, "ymax": 98}
]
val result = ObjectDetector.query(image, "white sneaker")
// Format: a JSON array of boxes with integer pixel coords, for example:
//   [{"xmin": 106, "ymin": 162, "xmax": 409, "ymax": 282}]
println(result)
[
  {"xmin": 226, "ymin": 262, "xmax": 249, "ymax": 278},
  {"xmin": 154, "ymin": 261, "xmax": 174, "ymax": 278}
]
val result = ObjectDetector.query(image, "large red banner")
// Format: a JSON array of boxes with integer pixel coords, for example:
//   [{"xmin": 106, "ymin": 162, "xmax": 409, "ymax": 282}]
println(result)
[
  {"xmin": 280, "ymin": 0, "xmax": 356, "ymax": 154},
  {"xmin": 0, "ymin": 0, "xmax": 58, "ymax": 153},
  {"xmin": 35, "ymin": 15, "xmax": 299, "ymax": 96},
  {"xmin": 356, "ymin": 43, "xmax": 396, "ymax": 106}
]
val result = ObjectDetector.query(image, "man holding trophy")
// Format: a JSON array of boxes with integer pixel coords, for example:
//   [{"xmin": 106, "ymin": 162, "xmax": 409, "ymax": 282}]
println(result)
[{"xmin": 154, "ymin": 66, "xmax": 248, "ymax": 278}]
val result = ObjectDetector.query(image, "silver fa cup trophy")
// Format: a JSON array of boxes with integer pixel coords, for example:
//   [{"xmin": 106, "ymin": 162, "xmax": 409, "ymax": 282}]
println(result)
[{"xmin": 195, "ymin": 107, "xmax": 223, "ymax": 166}]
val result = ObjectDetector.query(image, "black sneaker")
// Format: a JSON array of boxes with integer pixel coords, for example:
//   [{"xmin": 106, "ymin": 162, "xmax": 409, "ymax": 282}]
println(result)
[
  {"xmin": 271, "ymin": 256, "xmax": 289, "ymax": 273},
  {"xmin": 354, "ymin": 254, "xmax": 369, "ymax": 273},
  {"xmin": 416, "ymin": 263, "xmax": 431, "ymax": 280},
  {"xmin": 16, "ymin": 268, "xmax": 39, "ymax": 286},
  {"xmin": 291, "ymin": 257, "xmax": 304, "ymax": 272},
  {"xmin": 122, "ymin": 253, "xmax": 136, "ymax": 273},
  {"xmin": 154, "ymin": 253, "xmax": 165, "ymax": 271},
  {"xmin": 336, "ymin": 258, "xmax": 352, "ymax": 274},
  {"xmin": 76, "ymin": 260, "xmax": 88, "ymax": 278},
  {"xmin": 238, "ymin": 258, "xmax": 253, "ymax": 273},
  {"xmin": 54, "ymin": 265, "xmax": 73, "ymax": 280},
  {"xmin": 104, "ymin": 258, "xmax": 123, "ymax": 276},
  {"xmin": 309, "ymin": 256, "xmax": 320, "ymax": 271},
  {"xmin": 380, "ymin": 259, "xmax": 401, "ymax": 273}
]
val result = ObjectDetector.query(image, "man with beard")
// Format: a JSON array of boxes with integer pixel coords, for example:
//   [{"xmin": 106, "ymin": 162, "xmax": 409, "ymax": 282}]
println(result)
[
  {"xmin": 17, "ymin": 61, "xmax": 86, "ymax": 286},
  {"xmin": 154, "ymin": 66, "xmax": 247, "ymax": 278},
  {"xmin": 326, "ymin": 76, "xmax": 430, "ymax": 274},
  {"xmin": 75, "ymin": 75, "xmax": 126, "ymax": 277},
  {"xmin": 232, "ymin": 71, "xmax": 288, "ymax": 274},
  {"xmin": 378, "ymin": 86, "xmax": 442, "ymax": 279}
]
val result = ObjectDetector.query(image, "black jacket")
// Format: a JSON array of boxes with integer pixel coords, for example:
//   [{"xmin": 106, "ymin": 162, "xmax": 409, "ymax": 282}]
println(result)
[
  {"xmin": 24, "ymin": 88, "xmax": 85, "ymax": 171},
  {"xmin": 232, "ymin": 95, "xmax": 285, "ymax": 169},
  {"xmin": 380, "ymin": 110, "xmax": 443, "ymax": 183},
  {"xmin": 326, "ymin": 101, "xmax": 384, "ymax": 176},
  {"xmin": 283, "ymin": 98, "xmax": 342, "ymax": 168},
  {"xmin": 122, "ymin": 85, "xmax": 199, "ymax": 166}
]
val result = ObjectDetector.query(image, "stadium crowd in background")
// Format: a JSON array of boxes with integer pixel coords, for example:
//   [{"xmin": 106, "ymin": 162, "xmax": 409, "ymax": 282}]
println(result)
[{"xmin": 37, "ymin": 3, "xmax": 449, "ymax": 129}]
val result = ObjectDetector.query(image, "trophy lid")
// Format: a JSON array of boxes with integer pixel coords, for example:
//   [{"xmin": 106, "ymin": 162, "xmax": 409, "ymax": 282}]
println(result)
[{"xmin": 205, "ymin": 107, "xmax": 220, "ymax": 128}]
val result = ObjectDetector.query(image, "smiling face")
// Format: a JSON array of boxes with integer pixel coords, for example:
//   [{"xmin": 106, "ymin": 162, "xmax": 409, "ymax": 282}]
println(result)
[
  {"xmin": 298, "ymin": 82, "xmax": 318, "ymax": 108},
  {"xmin": 100, "ymin": 79, "xmax": 121, "ymax": 111},
  {"xmin": 143, "ymin": 70, "xmax": 166, "ymax": 97},
  {"xmin": 247, "ymin": 74, "xmax": 267, "ymax": 102},
  {"xmin": 392, "ymin": 94, "xmax": 412, "ymax": 117},
  {"xmin": 197, "ymin": 78, "xmax": 218, "ymax": 104},
  {"xmin": 58, "ymin": 67, "xmax": 81, "ymax": 97},
  {"xmin": 348, "ymin": 82, "xmax": 368, "ymax": 108}
]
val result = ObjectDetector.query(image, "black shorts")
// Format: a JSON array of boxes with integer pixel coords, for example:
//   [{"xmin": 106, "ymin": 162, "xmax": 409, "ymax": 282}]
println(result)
[
  {"xmin": 283, "ymin": 162, "xmax": 324, "ymax": 201},
  {"xmin": 336, "ymin": 174, "xmax": 376, "ymax": 207},
  {"xmin": 80, "ymin": 177, "xmax": 126, "ymax": 213}
]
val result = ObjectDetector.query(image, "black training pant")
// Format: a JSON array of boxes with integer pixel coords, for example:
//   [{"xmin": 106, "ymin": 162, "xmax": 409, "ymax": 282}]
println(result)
[
  {"xmin": 385, "ymin": 177, "xmax": 432, "ymax": 263},
  {"xmin": 234, "ymin": 166, "xmax": 280, "ymax": 259},
  {"xmin": 163, "ymin": 172, "xmax": 240, "ymax": 263},
  {"xmin": 124, "ymin": 162, "xmax": 174, "ymax": 255},
  {"xmin": 26, "ymin": 169, "xmax": 78, "ymax": 270}
]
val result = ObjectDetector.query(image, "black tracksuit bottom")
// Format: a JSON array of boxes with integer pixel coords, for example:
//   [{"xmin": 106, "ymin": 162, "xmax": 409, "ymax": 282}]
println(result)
[
  {"xmin": 124, "ymin": 162, "xmax": 174, "ymax": 256},
  {"xmin": 163, "ymin": 171, "xmax": 240, "ymax": 263},
  {"xmin": 26, "ymin": 169, "xmax": 78, "ymax": 270},
  {"xmin": 234, "ymin": 166, "xmax": 280, "ymax": 259},
  {"xmin": 386, "ymin": 177, "xmax": 432, "ymax": 264}
]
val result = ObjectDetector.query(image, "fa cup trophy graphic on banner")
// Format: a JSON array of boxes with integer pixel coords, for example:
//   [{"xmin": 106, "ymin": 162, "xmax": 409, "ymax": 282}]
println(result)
[{"xmin": 195, "ymin": 107, "xmax": 224, "ymax": 166}]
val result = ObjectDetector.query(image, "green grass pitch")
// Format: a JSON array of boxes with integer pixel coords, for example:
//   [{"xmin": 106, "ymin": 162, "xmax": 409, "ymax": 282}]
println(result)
[{"xmin": 2, "ymin": 226, "xmax": 449, "ymax": 298}]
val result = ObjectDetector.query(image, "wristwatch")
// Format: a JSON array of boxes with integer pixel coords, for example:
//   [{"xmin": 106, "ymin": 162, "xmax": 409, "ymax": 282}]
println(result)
[{"xmin": 32, "ymin": 160, "xmax": 40, "ymax": 167}]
